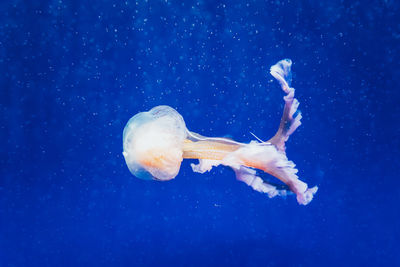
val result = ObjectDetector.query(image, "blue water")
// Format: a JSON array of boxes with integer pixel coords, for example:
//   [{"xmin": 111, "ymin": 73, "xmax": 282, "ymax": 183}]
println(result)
[{"xmin": 1, "ymin": 0, "xmax": 399, "ymax": 266}]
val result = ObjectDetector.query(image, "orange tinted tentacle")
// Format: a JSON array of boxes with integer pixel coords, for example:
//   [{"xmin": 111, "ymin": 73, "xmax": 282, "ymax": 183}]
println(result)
[{"xmin": 182, "ymin": 139, "xmax": 241, "ymax": 160}]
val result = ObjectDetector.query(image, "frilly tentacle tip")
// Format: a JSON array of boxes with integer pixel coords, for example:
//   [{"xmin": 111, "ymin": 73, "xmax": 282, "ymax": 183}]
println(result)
[
  {"xmin": 283, "ymin": 58, "xmax": 292, "ymax": 65},
  {"xmin": 296, "ymin": 186, "xmax": 318, "ymax": 205}
]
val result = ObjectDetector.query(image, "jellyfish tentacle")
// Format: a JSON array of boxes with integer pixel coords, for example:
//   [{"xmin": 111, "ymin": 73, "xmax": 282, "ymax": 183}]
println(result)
[
  {"xmin": 255, "ymin": 59, "xmax": 317, "ymax": 204},
  {"xmin": 268, "ymin": 59, "xmax": 302, "ymax": 152},
  {"xmin": 224, "ymin": 141, "xmax": 317, "ymax": 205},
  {"xmin": 234, "ymin": 166, "xmax": 288, "ymax": 198},
  {"xmin": 182, "ymin": 138, "xmax": 241, "ymax": 160}
]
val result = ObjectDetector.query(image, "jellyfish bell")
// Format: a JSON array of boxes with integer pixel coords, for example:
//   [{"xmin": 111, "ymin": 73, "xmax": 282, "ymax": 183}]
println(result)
[{"xmin": 122, "ymin": 105, "xmax": 187, "ymax": 181}]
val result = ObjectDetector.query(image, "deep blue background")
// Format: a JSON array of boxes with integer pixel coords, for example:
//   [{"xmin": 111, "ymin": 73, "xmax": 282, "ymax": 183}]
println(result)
[{"xmin": 1, "ymin": 0, "xmax": 399, "ymax": 266}]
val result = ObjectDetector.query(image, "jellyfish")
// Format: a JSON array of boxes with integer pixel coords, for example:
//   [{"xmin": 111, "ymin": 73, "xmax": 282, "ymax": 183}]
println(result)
[{"xmin": 122, "ymin": 59, "xmax": 318, "ymax": 205}]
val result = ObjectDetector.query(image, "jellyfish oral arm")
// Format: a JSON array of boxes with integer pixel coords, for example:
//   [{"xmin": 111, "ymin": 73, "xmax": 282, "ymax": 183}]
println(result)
[
  {"xmin": 268, "ymin": 60, "xmax": 302, "ymax": 152},
  {"xmin": 184, "ymin": 137, "xmax": 317, "ymax": 205},
  {"xmin": 182, "ymin": 139, "xmax": 241, "ymax": 160},
  {"xmin": 186, "ymin": 59, "xmax": 317, "ymax": 205}
]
